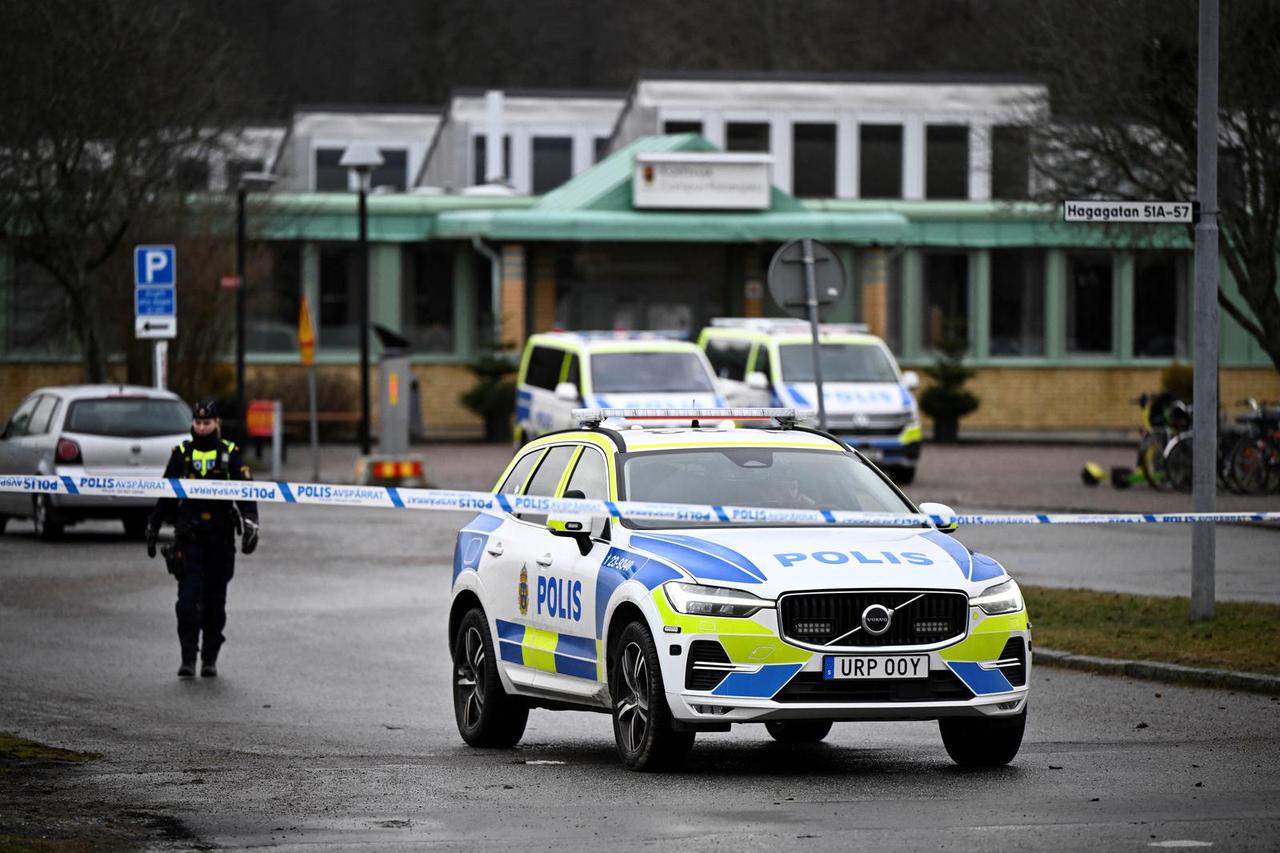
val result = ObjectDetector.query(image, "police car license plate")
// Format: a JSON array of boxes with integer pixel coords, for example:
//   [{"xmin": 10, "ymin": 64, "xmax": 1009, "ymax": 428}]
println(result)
[{"xmin": 823, "ymin": 654, "xmax": 928, "ymax": 680}]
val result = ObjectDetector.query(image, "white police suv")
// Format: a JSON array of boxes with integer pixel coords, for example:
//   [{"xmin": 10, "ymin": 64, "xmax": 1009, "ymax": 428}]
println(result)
[
  {"xmin": 449, "ymin": 409, "xmax": 1029, "ymax": 771},
  {"xmin": 514, "ymin": 332, "xmax": 723, "ymax": 445},
  {"xmin": 698, "ymin": 319, "xmax": 923, "ymax": 484}
]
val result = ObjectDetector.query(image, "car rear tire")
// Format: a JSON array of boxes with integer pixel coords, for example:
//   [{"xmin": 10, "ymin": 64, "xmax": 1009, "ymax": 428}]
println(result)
[
  {"xmin": 765, "ymin": 720, "xmax": 832, "ymax": 743},
  {"xmin": 609, "ymin": 621, "xmax": 694, "ymax": 772},
  {"xmin": 32, "ymin": 495, "xmax": 63, "ymax": 541},
  {"xmin": 939, "ymin": 707, "xmax": 1026, "ymax": 767},
  {"xmin": 452, "ymin": 608, "xmax": 528, "ymax": 748}
]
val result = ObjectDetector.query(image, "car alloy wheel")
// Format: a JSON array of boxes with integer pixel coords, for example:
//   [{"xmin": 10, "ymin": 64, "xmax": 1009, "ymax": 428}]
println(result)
[
  {"xmin": 456, "ymin": 625, "xmax": 486, "ymax": 731},
  {"xmin": 616, "ymin": 641, "xmax": 650, "ymax": 754}
]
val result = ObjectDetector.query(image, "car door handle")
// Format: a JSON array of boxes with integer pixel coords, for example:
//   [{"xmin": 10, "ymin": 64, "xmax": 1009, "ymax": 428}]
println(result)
[
  {"xmin": 535, "ymin": 553, "xmax": 553, "ymax": 567},
  {"xmin": 486, "ymin": 541, "xmax": 504, "ymax": 557}
]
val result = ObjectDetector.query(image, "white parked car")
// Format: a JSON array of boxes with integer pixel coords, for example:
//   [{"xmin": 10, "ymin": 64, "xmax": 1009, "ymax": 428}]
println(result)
[
  {"xmin": 0, "ymin": 385, "xmax": 191, "ymax": 539},
  {"xmin": 448, "ymin": 407, "xmax": 1030, "ymax": 771}
]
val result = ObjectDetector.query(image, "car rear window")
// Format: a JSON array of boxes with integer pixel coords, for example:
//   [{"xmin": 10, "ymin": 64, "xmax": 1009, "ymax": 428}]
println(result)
[
  {"xmin": 64, "ymin": 398, "xmax": 191, "ymax": 437},
  {"xmin": 590, "ymin": 352, "xmax": 715, "ymax": 394}
]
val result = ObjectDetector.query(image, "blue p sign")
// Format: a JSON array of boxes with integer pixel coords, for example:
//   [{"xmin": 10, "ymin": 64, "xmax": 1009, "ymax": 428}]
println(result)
[{"xmin": 134, "ymin": 245, "xmax": 176, "ymax": 286}]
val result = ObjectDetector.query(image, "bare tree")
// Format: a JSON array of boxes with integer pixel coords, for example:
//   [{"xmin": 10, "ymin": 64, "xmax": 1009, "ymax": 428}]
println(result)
[
  {"xmin": 1024, "ymin": 0, "xmax": 1280, "ymax": 371},
  {"xmin": 0, "ymin": 0, "xmax": 244, "ymax": 381}
]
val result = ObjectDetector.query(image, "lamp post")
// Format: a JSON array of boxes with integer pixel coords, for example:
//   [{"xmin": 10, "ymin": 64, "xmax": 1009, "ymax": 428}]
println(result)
[
  {"xmin": 234, "ymin": 171, "xmax": 277, "ymax": 441},
  {"xmin": 339, "ymin": 144, "xmax": 384, "ymax": 456}
]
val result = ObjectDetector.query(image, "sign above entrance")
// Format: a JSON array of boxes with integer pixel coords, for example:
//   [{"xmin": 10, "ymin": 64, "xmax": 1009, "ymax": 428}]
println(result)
[
  {"xmin": 633, "ymin": 152, "xmax": 772, "ymax": 211},
  {"xmin": 1063, "ymin": 200, "xmax": 1194, "ymax": 224}
]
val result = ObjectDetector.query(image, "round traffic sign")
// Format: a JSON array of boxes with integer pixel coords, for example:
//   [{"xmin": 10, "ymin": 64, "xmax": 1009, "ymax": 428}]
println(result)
[{"xmin": 766, "ymin": 239, "xmax": 846, "ymax": 319}]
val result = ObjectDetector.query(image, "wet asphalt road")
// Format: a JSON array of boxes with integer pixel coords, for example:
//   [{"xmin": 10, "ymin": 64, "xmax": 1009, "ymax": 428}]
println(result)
[{"xmin": 1, "ymin": 506, "xmax": 1278, "ymax": 851}]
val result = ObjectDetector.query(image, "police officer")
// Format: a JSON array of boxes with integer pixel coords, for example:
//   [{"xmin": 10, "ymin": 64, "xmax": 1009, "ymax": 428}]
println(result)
[{"xmin": 146, "ymin": 400, "xmax": 260, "ymax": 678}]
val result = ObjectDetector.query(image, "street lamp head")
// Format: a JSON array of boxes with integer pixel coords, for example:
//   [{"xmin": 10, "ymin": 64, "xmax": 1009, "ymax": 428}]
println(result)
[
  {"xmin": 339, "ymin": 143, "xmax": 385, "ymax": 173},
  {"xmin": 238, "ymin": 171, "xmax": 278, "ymax": 192}
]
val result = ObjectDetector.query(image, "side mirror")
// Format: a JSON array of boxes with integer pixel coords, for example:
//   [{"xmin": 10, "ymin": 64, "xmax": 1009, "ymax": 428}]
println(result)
[
  {"xmin": 918, "ymin": 501, "xmax": 957, "ymax": 534},
  {"xmin": 547, "ymin": 489, "xmax": 607, "ymax": 555},
  {"xmin": 554, "ymin": 381, "xmax": 580, "ymax": 402},
  {"xmin": 746, "ymin": 371, "xmax": 770, "ymax": 391},
  {"xmin": 902, "ymin": 370, "xmax": 920, "ymax": 390}
]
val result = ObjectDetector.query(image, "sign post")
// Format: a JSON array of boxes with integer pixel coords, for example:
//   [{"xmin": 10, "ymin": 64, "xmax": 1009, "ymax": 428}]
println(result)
[
  {"xmin": 133, "ymin": 245, "xmax": 177, "ymax": 389},
  {"xmin": 299, "ymin": 292, "xmax": 320, "ymax": 482},
  {"xmin": 767, "ymin": 239, "xmax": 846, "ymax": 430}
]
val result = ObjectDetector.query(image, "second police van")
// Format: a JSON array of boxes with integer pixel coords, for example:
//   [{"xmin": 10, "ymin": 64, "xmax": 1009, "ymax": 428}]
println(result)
[
  {"xmin": 514, "ymin": 332, "xmax": 724, "ymax": 445},
  {"xmin": 698, "ymin": 319, "xmax": 923, "ymax": 484}
]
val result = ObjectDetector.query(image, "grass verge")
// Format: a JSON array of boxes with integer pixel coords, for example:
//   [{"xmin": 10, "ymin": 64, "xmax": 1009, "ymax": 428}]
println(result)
[
  {"xmin": 0, "ymin": 735, "xmax": 98, "ymax": 766},
  {"xmin": 1023, "ymin": 585, "xmax": 1280, "ymax": 675}
]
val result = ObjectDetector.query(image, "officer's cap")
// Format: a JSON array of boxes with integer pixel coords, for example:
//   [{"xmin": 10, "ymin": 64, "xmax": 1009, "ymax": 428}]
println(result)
[{"xmin": 192, "ymin": 399, "xmax": 220, "ymax": 419}]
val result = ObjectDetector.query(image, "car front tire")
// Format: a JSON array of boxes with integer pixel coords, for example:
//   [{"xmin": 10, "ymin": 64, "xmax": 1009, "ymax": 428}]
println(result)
[
  {"xmin": 765, "ymin": 720, "xmax": 833, "ymax": 743},
  {"xmin": 452, "ymin": 608, "xmax": 528, "ymax": 748},
  {"xmin": 609, "ymin": 621, "xmax": 694, "ymax": 772},
  {"xmin": 939, "ymin": 707, "xmax": 1026, "ymax": 767}
]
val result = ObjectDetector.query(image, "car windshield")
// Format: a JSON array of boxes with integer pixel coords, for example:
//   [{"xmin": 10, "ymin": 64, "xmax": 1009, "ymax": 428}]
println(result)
[
  {"xmin": 621, "ymin": 447, "xmax": 913, "ymax": 528},
  {"xmin": 590, "ymin": 352, "xmax": 715, "ymax": 394},
  {"xmin": 779, "ymin": 343, "xmax": 898, "ymax": 383},
  {"xmin": 64, "ymin": 398, "xmax": 191, "ymax": 437}
]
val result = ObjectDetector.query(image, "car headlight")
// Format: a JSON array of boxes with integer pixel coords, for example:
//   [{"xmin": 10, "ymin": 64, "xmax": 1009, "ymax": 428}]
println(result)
[
  {"xmin": 970, "ymin": 579, "xmax": 1024, "ymax": 615},
  {"xmin": 663, "ymin": 582, "xmax": 771, "ymax": 618}
]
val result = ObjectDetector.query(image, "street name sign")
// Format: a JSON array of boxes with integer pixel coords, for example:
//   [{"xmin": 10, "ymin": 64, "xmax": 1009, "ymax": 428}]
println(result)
[
  {"xmin": 134, "ymin": 245, "xmax": 176, "ymax": 340},
  {"xmin": 1063, "ymin": 200, "xmax": 1194, "ymax": 224}
]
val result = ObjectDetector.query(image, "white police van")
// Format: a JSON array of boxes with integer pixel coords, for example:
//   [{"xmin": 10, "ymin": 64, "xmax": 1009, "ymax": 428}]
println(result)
[
  {"xmin": 697, "ymin": 319, "xmax": 922, "ymax": 484},
  {"xmin": 449, "ymin": 408, "xmax": 1030, "ymax": 771},
  {"xmin": 514, "ymin": 332, "xmax": 724, "ymax": 445}
]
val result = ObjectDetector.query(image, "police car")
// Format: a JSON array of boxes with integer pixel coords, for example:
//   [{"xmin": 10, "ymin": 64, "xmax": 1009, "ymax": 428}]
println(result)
[
  {"xmin": 698, "ymin": 319, "xmax": 922, "ymax": 484},
  {"xmin": 449, "ymin": 408, "xmax": 1030, "ymax": 771},
  {"xmin": 514, "ymin": 332, "xmax": 723, "ymax": 445}
]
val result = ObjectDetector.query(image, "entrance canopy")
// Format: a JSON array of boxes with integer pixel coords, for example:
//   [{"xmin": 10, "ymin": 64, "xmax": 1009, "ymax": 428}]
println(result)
[{"xmin": 434, "ymin": 135, "xmax": 908, "ymax": 244}]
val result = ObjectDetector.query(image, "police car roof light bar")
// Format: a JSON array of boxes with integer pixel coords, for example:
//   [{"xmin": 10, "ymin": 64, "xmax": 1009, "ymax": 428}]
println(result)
[
  {"xmin": 709, "ymin": 317, "xmax": 870, "ymax": 335},
  {"xmin": 573, "ymin": 407, "xmax": 805, "ymax": 429}
]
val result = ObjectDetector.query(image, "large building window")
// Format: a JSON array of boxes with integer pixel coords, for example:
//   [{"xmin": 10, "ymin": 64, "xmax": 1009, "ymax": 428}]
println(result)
[
  {"xmin": 175, "ymin": 158, "xmax": 210, "ymax": 192},
  {"xmin": 246, "ymin": 244, "xmax": 302, "ymax": 352},
  {"xmin": 318, "ymin": 246, "xmax": 360, "ymax": 349},
  {"xmin": 926, "ymin": 125, "xmax": 969, "ymax": 200},
  {"xmin": 532, "ymin": 136, "xmax": 573, "ymax": 194},
  {"xmin": 663, "ymin": 120, "xmax": 703, "ymax": 136},
  {"xmin": 859, "ymin": 124, "xmax": 902, "ymax": 199},
  {"xmin": 1133, "ymin": 252, "xmax": 1188, "ymax": 358},
  {"xmin": 370, "ymin": 149, "xmax": 407, "ymax": 192},
  {"xmin": 594, "ymin": 136, "xmax": 611, "ymax": 163},
  {"xmin": 989, "ymin": 250, "xmax": 1045, "ymax": 356},
  {"xmin": 402, "ymin": 246, "xmax": 454, "ymax": 352},
  {"xmin": 992, "ymin": 126, "xmax": 1030, "ymax": 200},
  {"xmin": 314, "ymin": 148, "xmax": 347, "ymax": 191},
  {"xmin": 1066, "ymin": 253, "xmax": 1114, "ymax": 354},
  {"xmin": 726, "ymin": 122, "xmax": 770, "ymax": 153},
  {"xmin": 921, "ymin": 253, "xmax": 970, "ymax": 350},
  {"xmin": 792, "ymin": 123, "xmax": 836, "ymax": 198},
  {"xmin": 472, "ymin": 134, "xmax": 511, "ymax": 184}
]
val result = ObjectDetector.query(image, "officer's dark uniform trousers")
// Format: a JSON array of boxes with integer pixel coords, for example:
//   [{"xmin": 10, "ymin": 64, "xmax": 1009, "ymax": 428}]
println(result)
[{"xmin": 151, "ymin": 437, "xmax": 257, "ymax": 664}]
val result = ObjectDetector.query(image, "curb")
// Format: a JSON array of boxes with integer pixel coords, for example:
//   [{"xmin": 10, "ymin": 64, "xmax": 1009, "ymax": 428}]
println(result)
[{"xmin": 1034, "ymin": 647, "xmax": 1280, "ymax": 695}]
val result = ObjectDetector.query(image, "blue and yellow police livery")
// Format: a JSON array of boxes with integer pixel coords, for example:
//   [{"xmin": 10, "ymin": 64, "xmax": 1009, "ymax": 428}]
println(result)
[{"xmin": 448, "ymin": 409, "xmax": 1029, "ymax": 771}]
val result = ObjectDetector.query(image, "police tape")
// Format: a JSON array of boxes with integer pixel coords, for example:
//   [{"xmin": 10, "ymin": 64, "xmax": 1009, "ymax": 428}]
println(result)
[{"xmin": 2, "ymin": 473, "xmax": 1279, "ymax": 528}]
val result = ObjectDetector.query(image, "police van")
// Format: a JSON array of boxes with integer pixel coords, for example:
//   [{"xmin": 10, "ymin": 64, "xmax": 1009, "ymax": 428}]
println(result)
[
  {"xmin": 697, "ymin": 319, "xmax": 922, "ymax": 484},
  {"xmin": 514, "ymin": 332, "xmax": 724, "ymax": 445},
  {"xmin": 448, "ymin": 408, "xmax": 1029, "ymax": 771}
]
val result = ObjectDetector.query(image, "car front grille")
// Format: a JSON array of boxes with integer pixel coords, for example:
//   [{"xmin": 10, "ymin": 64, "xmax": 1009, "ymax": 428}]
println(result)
[
  {"xmin": 685, "ymin": 640, "xmax": 732, "ymax": 691},
  {"xmin": 774, "ymin": 668, "xmax": 973, "ymax": 703},
  {"xmin": 779, "ymin": 590, "xmax": 968, "ymax": 649},
  {"xmin": 826, "ymin": 413, "xmax": 911, "ymax": 435}
]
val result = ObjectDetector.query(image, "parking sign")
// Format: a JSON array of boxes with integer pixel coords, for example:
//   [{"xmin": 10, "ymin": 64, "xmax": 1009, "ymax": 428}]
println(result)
[
  {"xmin": 134, "ymin": 245, "xmax": 176, "ymax": 339},
  {"xmin": 134, "ymin": 245, "xmax": 175, "ymax": 286}
]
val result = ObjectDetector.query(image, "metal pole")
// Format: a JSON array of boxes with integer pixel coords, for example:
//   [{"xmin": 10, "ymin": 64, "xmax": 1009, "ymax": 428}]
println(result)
[
  {"xmin": 1191, "ymin": 0, "xmax": 1219, "ymax": 620},
  {"xmin": 308, "ymin": 365, "xmax": 319, "ymax": 483},
  {"xmin": 235, "ymin": 187, "xmax": 247, "ymax": 442},
  {"xmin": 357, "ymin": 176, "xmax": 371, "ymax": 456},
  {"xmin": 270, "ymin": 399, "xmax": 283, "ymax": 481},
  {"xmin": 153, "ymin": 340, "xmax": 167, "ymax": 390},
  {"xmin": 801, "ymin": 239, "xmax": 828, "ymax": 430}
]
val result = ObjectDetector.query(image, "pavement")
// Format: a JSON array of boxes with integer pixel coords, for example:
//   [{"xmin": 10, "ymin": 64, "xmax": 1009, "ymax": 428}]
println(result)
[{"xmin": 1, "ymin": 510, "xmax": 1278, "ymax": 850}]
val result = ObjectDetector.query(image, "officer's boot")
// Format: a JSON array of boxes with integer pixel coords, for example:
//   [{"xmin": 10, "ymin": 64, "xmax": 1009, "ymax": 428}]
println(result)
[
  {"xmin": 200, "ymin": 656, "xmax": 218, "ymax": 678},
  {"xmin": 178, "ymin": 655, "xmax": 197, "ymax": 678}
]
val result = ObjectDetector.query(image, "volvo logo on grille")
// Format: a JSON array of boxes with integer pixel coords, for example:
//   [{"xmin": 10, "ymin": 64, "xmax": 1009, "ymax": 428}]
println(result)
[{"xmin": 861, "ymin": 603, "xmax": 893, "ymax": 635}]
